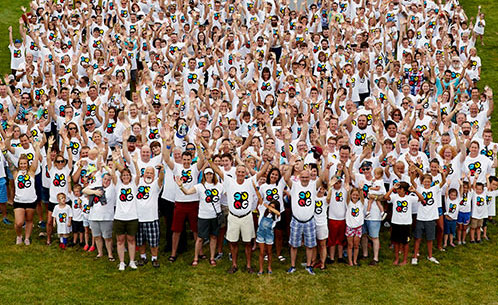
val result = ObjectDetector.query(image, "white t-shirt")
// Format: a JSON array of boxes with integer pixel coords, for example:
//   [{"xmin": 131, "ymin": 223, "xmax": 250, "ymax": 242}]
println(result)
[
  {"xmin": 486, "ymin": 188, "xmax": 498, "ymax": 217},
  {"xmin": 194, "ymin": 182, "xmax": 224, "ymax": 219},
  {"xmin": 471, "ymin": 191, "xmax": 488, "ymax": 219},
  {"xmin": 70, "ymin": 194, "xmax": 84, "ymax": 222},
  {"xmin": 136, "ymin": 178, "xmax": 161, "ymax": 222},
  {"xmin": 53, "ymin": 204, "xmax": 73, "ymax": 234},
  {"xmin": 174, "ymin": 164, "xmax": 200, "ymax": 202},
  {"xmin": 416, "ymin": 185, "xmax": 441, "ymax": 221},
  {"xmin": 290, "ymin": 180, "xmax": 317, "ymax": 222},
  {"xmin": 390, "ymin": 193, "xmax": 417, "ymax": 225},
  {"xmin": 328, "ymin": 187, "xmax": 347, "ymax": 220},
  {"xmin": 346, "ymin": 200, "xmax": 364, "ymax": 228},
  {"xmin": 48, "ymin": 166, "xmax": 71, "ymax": 203},
  {"xmin": 14, "ymin": 171, "xmax": 37, "ymax": 203},
  {"xmin": 314, "ymin": 195, "xmax": 328, "ymax": 226},
  {"xmin": 445, "ymin": 197, "xmax": 460, "ymax": 220},
  {"xmin": 114, "ymin": 181, "xmax": 138, "ymax": 221},
  {"xmin": 223, "ymin": 176, "xmax": 257, "ymax": 216}
]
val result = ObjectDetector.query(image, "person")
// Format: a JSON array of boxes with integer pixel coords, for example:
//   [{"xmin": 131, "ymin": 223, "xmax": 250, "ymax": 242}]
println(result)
[
  {"xmin": 52, "ymin": 193, "xmax": 72, "ymax": 249},
  {"xmin": 457, "ymin": 180, "xmax": 472, "ymax": 245},
  {"xmin": 469, "ymin": 181, "xmax": 487, "ymax": 243},
  {"xmin": 366, "ymin": 168, "xmax": 386, "ymax": 220},
  {"xmin": 69, "ymin": 184, "xmax": 85, "ymax": 247},
  {"xmin": 211, "ymin": 161, "xmax": 257, "ymax": 274},
  {"xmin": 3, "ymin": 140, "xmax": 40, "ymax": 245},
  {"xmin": 176, "ymin": 166, "xmax": 223, "ymax": 267},
  {"xmin": 443, "ymin": 187, "xmax": 461, "ymax": 248},
  {"xmin": 327, "ymin": 175, "xmax": 347, "ymax": 264},
  {"xmin": 344, "ymin": 187, "xmax": 365, "ymax": 267},
  {"xmin": 313, "ymin": 183, "xmax": 328, "ymax": 270}
]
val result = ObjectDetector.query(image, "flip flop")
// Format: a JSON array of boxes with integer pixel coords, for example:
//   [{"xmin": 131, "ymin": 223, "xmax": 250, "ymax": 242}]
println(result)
[
  {"xmin": 191, "ymin": 260, "xmax": 199, "ymax": 266},
  {"xmin": 209, "ymin": 259, "xmax": 217, "ymax": 266},
  {"xmin": 168, "ymin": 255, "xmax": 177, "ymax": 262},
  {"xmin": 108, "ymin": 257, "xmax": 116, "ymax": 262}
]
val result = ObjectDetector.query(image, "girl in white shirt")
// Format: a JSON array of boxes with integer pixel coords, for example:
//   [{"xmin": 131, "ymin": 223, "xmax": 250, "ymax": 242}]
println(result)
[{"xmin": 345, "ymin": 187, "xmax": 364, "ymax": 266}]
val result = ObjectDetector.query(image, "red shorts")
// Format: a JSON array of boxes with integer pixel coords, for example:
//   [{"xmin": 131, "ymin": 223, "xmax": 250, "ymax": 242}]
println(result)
[
  {"xmin": 171, "ymin": 201, "xmax": 199, "ymax": 233},
  {"xmin": 327, "ymin": 219, "xmax": 346, "ymax": 247}
]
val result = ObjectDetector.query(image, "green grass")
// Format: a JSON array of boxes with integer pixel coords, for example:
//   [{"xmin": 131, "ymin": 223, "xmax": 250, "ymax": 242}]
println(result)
[{"xmin": 1, "ymin": 1, "xmax": 498, "ymax": 304}]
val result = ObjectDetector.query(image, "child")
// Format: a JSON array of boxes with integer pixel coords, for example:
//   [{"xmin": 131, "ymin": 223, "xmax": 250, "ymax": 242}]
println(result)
[
  {"xmin": 473, "ymin": 6, "xmax": 486, "ymax": 46},
  {"xmin": 327, "ymin": 176, "xmax": 347, "ymax": 264},
  {"xmin": 366, "ymin": 168, "xmax": 386, "ymax": 220},
  {"xmin": 313, "ymin": 184, "xmax": 329, "ymax": 270},
  {"xmin": 70, "ymin": 184, "xmax": 84, "ymax": 247},
  {"xmin": 457, "ymin": 180, "xmax": 471, "ymax": 245},
  {"xmin": 254, "ymin": 181, "xmax": 280, "ymax": 275},
  {"xmin": 52, "ymin": 193, "xmax": 72, "ymax": 249},
  {"xmin": 345, "ymin": 187, "xmax": 364, "ymax": 266},
  {"xmin": 483, "ymin": 175, "xmax": 498, "ymax": 240},
  {"xmin": 470, "ymin": 181, "xmax": 487, "ymax": 243},
  {"xmin": 443, "ymin": 187, "xmax": 461, "ymax": 248}
]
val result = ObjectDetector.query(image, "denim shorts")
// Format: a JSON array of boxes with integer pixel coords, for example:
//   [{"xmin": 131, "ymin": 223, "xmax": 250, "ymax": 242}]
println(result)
[
  {"xmin": 444, "ymin": 218, "xmax": 457, "ymax": 235},
  {"xmin": 364, "ymin": 220, "xmax": 381, "ymax": 238},
  {"xmin": 256, "ymin": 216, "xmax": 275, "ymax": 245}
]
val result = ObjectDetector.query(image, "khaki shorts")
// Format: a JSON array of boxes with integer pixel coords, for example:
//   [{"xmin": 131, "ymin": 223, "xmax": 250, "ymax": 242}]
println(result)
[
  {"xmin": 470, "ymin": 218, "xmax": 484, "ymax": 229},
  {"xmin": 226, "ymin": 213, "xmax": 255, "ymax": 243}
]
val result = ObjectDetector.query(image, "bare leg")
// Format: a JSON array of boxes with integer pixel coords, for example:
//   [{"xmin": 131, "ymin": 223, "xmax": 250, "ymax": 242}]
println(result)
[
  {"xmin": 290, "ymin": 246, "xmax": 298, "ymax": 267},
  {"xmin": 230, "ymin": 242, "xmax": 238, "ymax": 268},
  {"xmin": 117, "ymin": 235, "xmax": 126, "ymax": 263},
  {"xmin": 126, "ymin": 235, "xmax": 136, "ymax": 262},
  {"xmin": 171, "ymin": 231, "xmax": 180, "ymax": 257},
  {"xmin": 258, "ymin": 242, "xmax": 265, "ymax": 273},
  {"xmin": 104, "ymin": 238, "xmax": 114, "ymax": 258},
  {"xmin": 14, "ymin": 208, "xmax": 25, "ymax": 237},
  {"xmin": 95, "ymin": 236, "xmax": 104, "ymax": 256},
  {"xmin": 267, "ymin": 244, "xmax": 273, "ymax": 272},
  {"xmin": 209, "ymin": 235, "xmax": 217, "ymax": 260},
  {"xmin": 244, "ymin": 242, "xmax": 252, "ymax": 269}
]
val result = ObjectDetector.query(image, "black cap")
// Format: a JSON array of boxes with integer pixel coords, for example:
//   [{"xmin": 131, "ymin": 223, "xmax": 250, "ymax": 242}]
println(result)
[{"xmin": 128, "ymin": 135, "xmax": 137, "ymax": 143}]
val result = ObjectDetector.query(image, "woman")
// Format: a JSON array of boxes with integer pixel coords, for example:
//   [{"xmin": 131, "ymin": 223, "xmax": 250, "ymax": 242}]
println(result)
[
  {"xmin": 46, "ymin": 135, "xmax": 73, "ymax": 245},
  {"xmin": 4, "ymin": 141, "xmax": 41, "ymax": 245},
  {"xmin": 83, "ymin": 167, "xmax": 117, "ymax": 261},
  {"xmin": 176, "ymin": 167, "xmax": 223, "ymax": 266},
  {"xmin": 113, "ymin": 166, "xmax": 139, "ymax": 271}
]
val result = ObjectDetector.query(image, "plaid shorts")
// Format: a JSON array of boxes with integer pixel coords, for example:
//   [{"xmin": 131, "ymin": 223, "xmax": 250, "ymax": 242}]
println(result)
[
  {"xmin": 136, "ymin": 220, "xmax": 160, "ymax": 247},
  {"xmin": 345, "ymin": 225, "xmax": 363, "ymax": 238},
  {"xmin": 289, "ymin": 217, "xmax": 317, "ymax": 248}
]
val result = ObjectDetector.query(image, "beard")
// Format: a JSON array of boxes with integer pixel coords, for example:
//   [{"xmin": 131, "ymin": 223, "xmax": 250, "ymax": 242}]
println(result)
[{"xmin": 145, "ymin": 176, "xmax": 154, "ymax": 184}]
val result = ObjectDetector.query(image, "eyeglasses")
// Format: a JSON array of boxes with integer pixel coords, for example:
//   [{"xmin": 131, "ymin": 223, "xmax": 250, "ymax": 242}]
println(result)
[
  {"xmin": 56, "ymin": 160, "xmax": 65, "ymax": 164},
  {"xmin": 86, "ymin": 123, "xmax": 94, "ymax": 127}
]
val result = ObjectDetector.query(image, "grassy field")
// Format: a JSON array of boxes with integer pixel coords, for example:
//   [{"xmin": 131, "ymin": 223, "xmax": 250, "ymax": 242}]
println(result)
[{"xmin": 1, "ymin": 1, "xmax": 498, "ymax": 304}]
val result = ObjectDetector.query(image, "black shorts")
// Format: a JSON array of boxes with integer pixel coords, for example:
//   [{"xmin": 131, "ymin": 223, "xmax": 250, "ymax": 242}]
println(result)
[
  {"xmin": 274, "ymin": 211, "xmax": 286, "ymax": 230},
  {"xmin": 391, "ymin": 224, "xmax": 411, "ymax": 244},
  {"xmin": 414, "ymin": 220, "xmax": 436, "ymax": 240},
  {"xmin": 114, "ymin": 219, "xmax": 139, "ymax": 236},
  {"xmin": 197, "ymin": 217, "xmax": 219, "ymax": 240},
  {"xmin": 72, "ymin": 220, "xmax": 84, "ymax": 233},
  {"xmin": 48, "ymin": 202, "xmax": 58, "ymax": 212},
  {"xmin": 13, "ymin": 201, "xmax": 37, "ymax": 210},
  {"xmin": 158, "ymin": 198, "xmax": 174, "ymax": 217}
]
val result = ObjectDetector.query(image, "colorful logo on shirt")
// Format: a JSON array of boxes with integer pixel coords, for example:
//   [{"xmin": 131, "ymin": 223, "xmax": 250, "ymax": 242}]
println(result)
[
  {"xmin": 148, "ymin": 128, "xmax": 159, "ymax": 140},
  {"xmin": 58, "ymin": 213, "xmax": 67, "ymax": 223},
  {"xmin": 396, "ymin": 200, "xmax": 409, "ymax": 213},
  {"xmin": 265, "ymin": 188, "xmax": 279, "ymax": 201},
  {"xmin": 106, "ymin": 122, "xmax": 116, "ymax": 133},
  {"xmin": 187, "ymin": 73, "xmax": 198, "ymax": 84},
  {"xmin": 17, "ymin": 174, "xmax": 32, "ymax": 189},
  {"xmin": 119, "ymin": 188, "xmax": 133, "ymax": 201},
  {"xmin": 481, "ymin": 148, "xmax": 493, "ymax": 160},
  {"xmin": 354, "ymin": 132, "xmax": 367, "ymax": 146},
  {"xmin": 335, "ymin": 192, "xmax": 343, "ymax": 202},
  {"xmin": 261, "ymin": 82, "xmax": 272, "ymax": 91},
  {"xmin": 448, "ymin": 203, "xmax": 457, "ymax": 213},
  {"xmin": 233, "ymin": 191, "xmax": 249, "ymax": 209},
  {"xmin": 82, "ymin": 203, "xmax": 90, "ymax": 213},
  {"xmin": 86, "ymin": 104, "xmax": 97, "ymax": 116},
  {"xmin": 53, "ymin": 174, "xmax": 66, "ymax": 187},
  {"xmin": 476, "ymin": 196, "xmax": 485, "ymax": 206},
  {"xmin": 205, "ymin": 188, "xmax": 220, "ymax": 203},
  {"xmin": 351, "ymin": 207, "xmax": 360, "ymax": 217},
  {"xmin": 298, "ymin": 191, "xmax": 312, "ymax": 207},
  {"xmin": 422, "ymin": 191, "xmax": 434, "ymax": 206},
  {"xmin": 181, "ymin": 169, "xmax": 192, "ymax": 183},
  {"xmin": 315, "ymin": 200, "xmax": 323, "ymax": 214},
  {"xmin": 468, "ymin": 162, "xmax": 481, "ymax": 176},
  {"xmin": 460, "ymin": 195, "xmax": 468, "ymax": 206},
  {"xmin": 13, "ymin": 50, "xmax": 22, "ymax": 58},
  {"xmin": 137, "ymin": 186, "xmax": 150, "ymax": 200},
  {"xmin": 69, "ymin": 141, "xmax": 80, "ymax": 155},
  {"xmin": 73, "ymin": 198, "xmax": 81, "ymax": 209}
]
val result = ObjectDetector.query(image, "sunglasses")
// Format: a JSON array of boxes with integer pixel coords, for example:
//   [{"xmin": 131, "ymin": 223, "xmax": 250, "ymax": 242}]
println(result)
[
  {"xmin": 56, "ymin": 160, "xmax": 65, "ymax": 164},
  {"xmin": 86, "ymin": 123, "xmax": 94, "ymax": 126},
  {"xmin": 186, "ymin": 147, "xmax": 195, "ymax": 151},
  {"xmin": 68, "ymin": 127, "xmax": 77, "ymax": 130}
]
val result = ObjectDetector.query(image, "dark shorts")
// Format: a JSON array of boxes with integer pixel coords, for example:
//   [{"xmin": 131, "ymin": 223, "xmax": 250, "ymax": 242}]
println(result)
[
  {"xmin": 414, "ymin": 220, "xmax": 436, "ymax": 240},
  {"xmin": 114, "ymin": 219, "xmax": 139, "ymax": 236},
  {"xmin": 48, "ymin": 201, "xmax": 57, "ymax": 212},
  {"xmin": 197, "ymin": 217, "xmax": 220, "ymax": 239},
  {"xmin": 13, "ymin": 201, "xmax": 37, "ymax": 210},
  {"xmin": 136, "ymin": 220, "xmax": 160, "ymax": 247},
  {"xmin": 327, "ymin": 219, "xmax": 346, "ymax": 247},
  {"xmin": 444, "ymin": 218, "xmax": 457, "ymax": 235},
  {"xmin": 172, "ymin": 201, "xmax": 199, "ymax": 233},
  {"xmin": 35, "ymin": 173, "xmax": 42, "ymax": 203},
  {"xmin": 274, "ymin": 210, "xmax": 286, "ymax": 230},
  {"xmin": 72, "ymin": 220, "xmax": 84, "ymax": 233},
  {"xmin": 391, "ymin": 223, "xmax": 411, "ymax": 244},
  {"xmin": 158, "ymin": 198, "xmax": 174, "ymax": 217},
  {"xmin": 41, "ymin": 187, "xmax": 50, "ymax": 204}
]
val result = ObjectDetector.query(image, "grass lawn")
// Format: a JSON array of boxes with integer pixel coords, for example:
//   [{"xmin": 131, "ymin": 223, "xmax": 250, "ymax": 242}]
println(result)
[{"xmin": 1, "ymin": 1, "xmax": 498, "ymax": 304}]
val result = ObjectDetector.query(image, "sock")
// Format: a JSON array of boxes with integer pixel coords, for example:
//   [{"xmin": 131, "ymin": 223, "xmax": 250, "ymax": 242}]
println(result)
[
  {"xmin": 141, "ymin": 254, "xmax": 147, "ymax": 259},
  {"xmin": 151, "ymin": 256, "xmax": 157, "ymax": 261}
]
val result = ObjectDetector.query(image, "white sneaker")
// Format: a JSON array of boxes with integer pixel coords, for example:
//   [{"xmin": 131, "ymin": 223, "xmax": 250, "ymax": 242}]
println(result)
[
  {"xmin": 24, "ymin": 238, "xmax": 30, "ymax": 245},
  {"xmin": 411, "ymin": 258, "xmax": 418, "ymax": 265},
  {"xmin": 457, "ymin": 241, "xmax": 462, "ymax": 245},
  {"xmin": 427, "ymin": 256, "xmax": 440, "ymax": 264},
  {"xmin": 16, "ymin": 236, "xmax": 23, "ymax": 245},
  {"xmin": 118, "ymin": 262, "xmax": 126, "ymax": 271},
  {"xmin": 129, "ymin": 261, "xmax": 138, "ymax": 270}
]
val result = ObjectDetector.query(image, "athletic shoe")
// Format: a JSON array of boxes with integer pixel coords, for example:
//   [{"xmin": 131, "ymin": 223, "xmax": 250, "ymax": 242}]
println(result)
[
  {"xmin": 38, "ymin": 221, "xmax": 46, "ymax": 229},
  {"xmin": 2, "ymin": 217, "xmax": 12, "ymax": 225},
  {"xmin": 88, "ymin": 246, "xmax": 96, "ymax": 252},
  {"xmin": 152, "ymin": 259, "xmax": 160, "ymax": 268},
  {"xmin": 476, "ymin": 239, "xmax": 482, "ymax": 244},
  {"xmin": 83, "ymin": 245, "xmax": 89, "ymax": 251},
  {"xmin": 138, "ymin": 257, "xmax": 148, "ymax": 266},
  {"xmin": 411, "ymin": 258, "xmax": 418, "ymax": 265},
  {"xmin": 118, "ymin": 262, "xmax": 126, "ymax": 271},
  {"xmin": 287, "ymin": 266, "xmax": 296, "ymax": 274},
  {"xmin": 427, "ymin": 256, "xmax": 439, "ymax": 264},
  {"xmin": 278, "ymin": 255, "xmax": 286, "ymax": 262},
  {"xmin": 214, "ymin": 252, "xmax": 223, "ymax": 261},
  {"xmin": 24, "ymin": 238, "xmax": 30, "ymax": 246},
  {"xmin": 228, "ymin": 253, "xmax": 232, "ymax": 261},
  {"xmin": 457, "ymin": 241, "xmax": 462, "ymax": 245},
  {"xmin": 462, "ymin": 241, "xmax": 466, "ymax": 245},
  {"xmin": 381, "ymin": 212, "xmax": 387, "ymax": 221},
  {"xmin": 129, "ymin": 261, "xmax": 138, "ymax": 270},
  {"xmin": 305, "ymin": 266, "xmax": 315, "ymax": 275},
  {"xmin": 16, "ymin": 236, "xmax": 23, "ymax": 245},
  {"xmin": 325, "ymin": 257, "xmax": 335, "ymax": 264}
]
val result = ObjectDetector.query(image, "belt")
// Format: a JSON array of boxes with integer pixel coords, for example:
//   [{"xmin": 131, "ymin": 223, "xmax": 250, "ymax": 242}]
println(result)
[
  {"xmin": 292, "ymin": 215, "xmax": 314, "ymax": 224},
  {"xmin": 230, "ymin": 211, "xmax": 252, "ymax": 218}
]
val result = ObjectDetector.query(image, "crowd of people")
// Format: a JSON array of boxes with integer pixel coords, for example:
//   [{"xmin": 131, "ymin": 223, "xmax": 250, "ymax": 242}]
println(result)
[{"xmin": 1, "ymin": 0, "xmax": 496, "ymax": 275}]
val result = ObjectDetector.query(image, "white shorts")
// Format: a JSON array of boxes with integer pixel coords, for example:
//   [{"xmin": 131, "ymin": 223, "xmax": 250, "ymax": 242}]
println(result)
[
  {"xmin": 316, "ymin": 223, "xmax": 329, "ymax": 241},
  {"xmin": 226, "ymin": 213, "xmax": 255, "ymax": 243}
]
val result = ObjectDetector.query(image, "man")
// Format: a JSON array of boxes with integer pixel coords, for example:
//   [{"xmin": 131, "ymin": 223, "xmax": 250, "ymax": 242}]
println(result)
[{"xmin": 211, "ymin": 163, "xmax": 257, "ymax": 274}]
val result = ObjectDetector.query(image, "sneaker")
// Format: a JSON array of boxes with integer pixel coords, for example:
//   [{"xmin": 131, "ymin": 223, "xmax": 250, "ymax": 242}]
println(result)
[
  {"xmin": 24, "ymin": 238, "xmax": 30, "ymax": 246},
  {"xmin": 246, "ymin": 267, "xmax": 255, "ymax": 274},
  {"xmin": 457, "ymin": 241, "xmax": 462, "ymax": 245},
  {"xmin": 214, "ymin": 252, "xmax": 223, "ymax": 261},
  {"xmin": 264, "ymin": 255, "xmax": 268, "ymax": 261},
  {"xmin": 300, "ymin": 262, "xmax": 307, "ymax": 267},
  {"xmin": 138, "ymin": 257, "xmax": 148, "ymax": 266},
  {"xmin": 305, "ymin": 266, "xmax": 315, "ymax": 275},
  {"xmin": 381, "ymin": 212, "xmax": 387, "ymax": 221},
  {"xmin": 38, "ymin": 221, "xmax": 46, "ymax": 229},
  {"xmin": 88, "ymin": 246, "xmax": 96, "ymax": 252},
  {"xmin": 16, "ymin": 236, "xmax": 23, "ymax": 245},
  {"xmin": 83, "ymin": 245, "xmax": 89, "ymax": 251},
  {"xmin": 118, "ymin": 262, "xmax": 126, "ymax": 271},
  {"xmin": 470, "ymin": 240, "xmax": 476, "ymax": 244},
  {"xmin": 462, "ymin": 241, "xmax": 466, "ymax": 245},
  {"xmin": 128, "ymin": 261, "xmax": 138, "ymax": 270},
  {"xmin": 228, "ymin": 253, "xmax": 232, "ymax": 261},
  {"xmin": 2, "ymin": 217, "xmax": 12, "ymax": 225},
  {"xmin": 411, "ymin": 258, "xmax": 418, "ymax": 265},
  {"xmin": 476, "ymin": 239, "xmax": 482, "ymax": 244},
  {"xmin": 227, "ymin": 266, "xmax": 238, "ymax": 274},
  {"xmin": 152, "ymin": 259, "xmax": 160, "ymax": 268},
  {"xmin": 278, "ymin": 255, "xmax": 286, "ymax": 262},
  {"xmin": 325, "ymin": 257, "xmax": 334, "ymax": 264},
  {"xmin": 287, "ymin": 266, "xmax": 296, "ymax": 274},
  {"xmin": 369, "ymin": 260, "xmax": 379, "ymax": 266},
  {"xmin": 427, "ymin": 256, "xmax": 439, "ymax": 264}
]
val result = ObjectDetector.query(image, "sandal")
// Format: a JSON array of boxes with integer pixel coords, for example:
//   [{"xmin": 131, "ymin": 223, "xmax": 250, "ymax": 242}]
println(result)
[
  {"xmin": 209, "ymin": 259, "xmax": 217, "ymax": 266},
  {"xmin": 108, "ymin": 257, "xmax": 116, "ymax": 262},
  {"xmin": 168, "ymin": 255, "xmax": 177, "ymax": 262},
  {"xmin": 191, "ymin": 260, "xmax": 199, "ymax": 266},
  {"xmin": 199, "ymin": 254, "xmax": 207, "ymax": 260}
]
